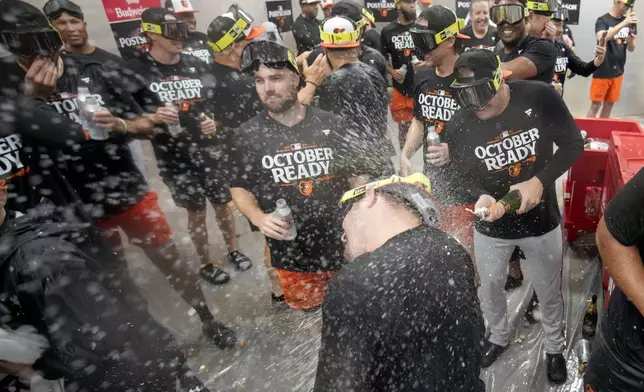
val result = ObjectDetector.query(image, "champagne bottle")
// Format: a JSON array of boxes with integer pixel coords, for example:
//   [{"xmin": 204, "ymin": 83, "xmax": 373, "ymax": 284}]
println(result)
[
  {"xmin": 473, "ymin": 190, "xmax": 522, "ymax": 219},
  {"xmin": 582, "ymin": 295, "xmax": 598, "ymax": 338}
]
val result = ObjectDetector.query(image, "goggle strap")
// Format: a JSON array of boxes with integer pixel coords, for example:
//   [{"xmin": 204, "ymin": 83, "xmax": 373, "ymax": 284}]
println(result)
[
  {"xmin": 339, "ymin": 174, "xmax": 431, "ymax": 204},
  {"xmin": 211, "ymin": 18, "xmax": 250, "ymax": 52},
  {"xmin": 141, "ymin": 22, "xmax": 163, "ymax": 35},
  {"xmin": 319, "ymin": 26, "xmax": 361, "ymax": 45},
  {"xmin": 526, "ymin": 1, "xmax": 553, "ymax": 12},
  {"xmin": 434, "ymin": 19, "xmax": 465, "ymax": 45}
]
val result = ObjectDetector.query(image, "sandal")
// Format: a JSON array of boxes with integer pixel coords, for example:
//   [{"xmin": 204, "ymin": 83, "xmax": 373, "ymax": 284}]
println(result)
[
  {"xmin": 228, "ymin": 250, "xmax": 253, "ymax": 271},
  {"xmin": 199, "ymin": 264, "xmax": 230, "ymax": 285}
]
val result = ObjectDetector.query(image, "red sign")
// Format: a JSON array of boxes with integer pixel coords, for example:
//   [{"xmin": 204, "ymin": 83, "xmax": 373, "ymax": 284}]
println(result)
[{"xmin": 102, "ymin": 0, "xmax": 160, "ymax": 23}]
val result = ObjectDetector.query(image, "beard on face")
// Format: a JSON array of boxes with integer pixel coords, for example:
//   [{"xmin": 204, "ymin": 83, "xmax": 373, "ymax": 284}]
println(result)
[
  {"xmin": 400, "ymin": 8, "xmax": 417, "ymax": 22},
  {"xmin": 263, "ymin": 89, "xmax": 298, "ymax": 114}
]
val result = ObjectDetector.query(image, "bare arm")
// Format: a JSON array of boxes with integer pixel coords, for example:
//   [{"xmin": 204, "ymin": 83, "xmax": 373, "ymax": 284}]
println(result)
[
  {"xmin": 298, "ymin": 81, "xmax": 318, "ymax": 105},
  {"xmin": 230, "ymin": 187, "xmax": 264, "ymax": 226},
  {"xmin": 502, "ymin": 57, "xmax": 538, "ymax": 80},
  {"xmin": 628, "ymin": 34, "xmax": 636, "ymax": 52},
  {"xmin": 401, "ymin": 117, "xmax": 424, "ymax": 159},
  {"xmin": 596, "ymin": 218, "xmax": 644, "ymax": 315}
]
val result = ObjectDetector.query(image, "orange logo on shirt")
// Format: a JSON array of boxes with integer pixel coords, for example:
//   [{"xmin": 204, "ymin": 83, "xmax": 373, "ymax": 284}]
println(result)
[
  {"xmin": 585, "ymin": 385, "xmax": 595, "ymax": 392},
  {"xmin": 299, "ymin": 180, "xmax": 314, "ymax": 196},
  {"xmin": 509, "ymin": 164, "xmax": 522, "ymax": 177}
]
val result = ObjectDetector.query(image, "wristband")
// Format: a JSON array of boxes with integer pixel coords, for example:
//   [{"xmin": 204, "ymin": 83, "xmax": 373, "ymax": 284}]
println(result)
[
  {"xmin": 117, "ymin": 118, "xmax": 128, "ymax": 133},
  {"xmin": 306, "ymin": 80, "xmax": 318, "ymax": 88}
]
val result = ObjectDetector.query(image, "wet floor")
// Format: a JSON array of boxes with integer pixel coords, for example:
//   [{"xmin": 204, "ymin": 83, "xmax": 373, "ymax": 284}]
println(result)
[{"xmin": 121, "ymin": 116, "xmax": 605, "ymax": 392}]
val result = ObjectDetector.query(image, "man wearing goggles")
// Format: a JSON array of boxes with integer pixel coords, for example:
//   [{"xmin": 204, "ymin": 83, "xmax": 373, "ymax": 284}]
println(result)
[
  {"xmin": 551, "ymin": 9, "xmax": 607, "ymax": 96},
  {"xmin": 401, "ymin": 6, "xmax": 476, "ymax": 254},
  {"xmin": 315, "ymin": 173, "xmax": 485, "ymax": 391},
  {"xmin": 304, "ymin": 0, "xmax": 388, "ymax": 82},
  {"xmin": 588, "ymin": 0, "xmax": 637, "ymax": 119},
  {"xmin": 491, "ymin": 0, "xmax": 557, "ymax": 83},
  {"xmin": 445, "ymin": 49, "xmax": 583, "ymax": 383},
  {"xmin": 165, "ymin": 0, "xmax": 215, "ymax": 64},
  {"xmin": 0, "ymin": 0, "xmax": 93, "ymax": 213},
  {"xmin": 231, "ymin": 39, "xmax": 374, "ymax": 311},
  {"xmin": 360, "ymin": 7, "xmax": 382, "ymax": 52}
]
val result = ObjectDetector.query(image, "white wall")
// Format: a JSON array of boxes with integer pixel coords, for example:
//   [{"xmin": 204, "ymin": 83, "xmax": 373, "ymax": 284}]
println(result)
[{"xmin": 24, "ymin": 0, "xmax": 643, "ymax": 117}]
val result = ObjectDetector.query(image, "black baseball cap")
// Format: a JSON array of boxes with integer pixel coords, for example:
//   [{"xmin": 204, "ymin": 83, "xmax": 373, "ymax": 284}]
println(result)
[
  {"xmin": 331, "ymin": 0, "xmax": 362, "ymax": 22},
  {"xmin": 453, "ymin": 49, "xmax": 512, "ymax": 85},
  {"xmin": 415, "ymin": 5, "xmax": 470, "ymax": 39},
  {"xmin": 0, "ymin": 0, "xmax": 52, "ymax": 32},
  {"xmin": 43, "ymin": 0, "xmax": 83, "ymax": 21},
  {"xmin": 141, "ymin": 7, "xmax": 173, "ymax": 25}
]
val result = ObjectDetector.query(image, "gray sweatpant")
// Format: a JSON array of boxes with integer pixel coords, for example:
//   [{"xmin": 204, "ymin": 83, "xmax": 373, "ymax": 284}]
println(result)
[{"xmin": 474, "ymin": 226, "xmax": 565, "ymax": 354}]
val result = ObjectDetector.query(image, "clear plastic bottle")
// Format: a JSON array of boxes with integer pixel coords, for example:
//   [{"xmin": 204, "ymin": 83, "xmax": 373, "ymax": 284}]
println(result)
[
  {"xmin": 274, "ymin": 199, "xmax": 297, "ymax": 240},
  {"xmin": 426, "ymin": 125, "xmax": 440, "ymax": 147},
  {"xmin": 83, "ymin": 96, "xmax": 110, "ymax": 140},
  {"xmin": 398, "ymin": 64, "xmax": 408, "ymax": 78},
  {"xmin": 165, "ymin": 102, "xmax": 182, "ymax": 136},
  {"xmin": 411, "ymin": 54, "xmax": 421, "ymax": 66}
]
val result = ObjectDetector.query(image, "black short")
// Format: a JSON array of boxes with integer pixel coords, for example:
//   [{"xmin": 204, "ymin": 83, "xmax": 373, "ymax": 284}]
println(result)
[{"xmin": 161, "ymin": 165, "xmax": 231, "ymax": 212}]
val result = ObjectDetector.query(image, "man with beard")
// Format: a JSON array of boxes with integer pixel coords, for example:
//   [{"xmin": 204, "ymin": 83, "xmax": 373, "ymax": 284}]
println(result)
[
  {"xmin": 230, "ymin": 40, "xmax": 366, "ymax": 311},
  {"xmin": 293, "ymin": 0, "xmax": 322, "ymax": 54},
  {"xmin": 551, "ymin": 8, "xmax": 607, "ymax": 96},
  {"xmin": 462, "ymin": 0, "xmax": 498, "ymax": 51},
  {"xmin": 305, "ymin": 0, "xmax": 388, "ymax": 80},
  {"xmin": 446, "ymin": 49, "xmax": 583, "ymax": 383},
  {"xmin": 315, "ymin": 173, "xmax": 484, "ymax": 392},
  {"xmin": 165, "ymin": 0, "xmax": 215, "ymax": 64},
  {"xmin": 491, "ymin": 0, "xmax": 557, "ymax": 83},
  {"xmin": 587, "ymin": 0, "xmax": 637, "ymax": 118},
  {"xmin": 401, "ymin": 6, "xmax": 474, "ymax": 253},
  {"xmin": 381, "ymin": 0, "xmax": 417, "ymax": 149}
]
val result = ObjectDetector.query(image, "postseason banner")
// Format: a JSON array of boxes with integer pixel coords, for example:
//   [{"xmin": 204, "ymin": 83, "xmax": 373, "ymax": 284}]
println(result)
[
  {"xmin": 266, "ymin": 1, "xmax": 294, "ymax": 33},
  {"xmin": 455, "ymin": 1, "xmax": 471, "ymax": 19},
  {"xmin": 560, "ymin": 0, "xmax": 581, "ymax": 25},
  {"xmin": 364, "ymin": 0, "xmax": 397, "ymax": 23},
  {"xmin": 101, "ymin": 0, "xmax": 161, "ymax": 60}
]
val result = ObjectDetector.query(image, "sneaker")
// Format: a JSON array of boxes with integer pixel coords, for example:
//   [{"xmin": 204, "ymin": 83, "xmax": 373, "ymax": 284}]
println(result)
[
  {"xmin": 271, "ymin": 293, "xmax": 285, "ymax": 304},
  {"xmin": 546, "ymin": 353, "xmax": 567, "ymax": 384},
  {"xmin": 481, "ymin": 340, "xmax": 508, "ymax": 368},
  {"xmin": 505, "ymin": 272, "xmax": 524, "ymax": 291},
  {"xmin": 228, "ymin": 250, "xmax": 253, "ymax": 271},
  {"xmin": 202, "ymin": 320, "xmax": 237, "ymax": 349},
  {"xmin": 199, "ymin": 264, "xmax": 231, "ymax": 285}
]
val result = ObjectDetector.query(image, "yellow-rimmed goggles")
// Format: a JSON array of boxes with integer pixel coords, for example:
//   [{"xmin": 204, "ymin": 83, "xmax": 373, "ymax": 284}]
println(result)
[
  {"xmin": 141, "ymin": 20, "xmax": 189, "ymax": 41},
  {"xmin": 526, "ymin": 0, "xmax": 559, "ymax": 13},
  {"xmin": 490, "ymin": 4, "xmax": 529, "ymax": 25},
  {"xmin": 451, "ymin": 56, "xmax": 504, "ymax": 111},
  {"xmin": 339, "ymin": 173, "xmax": 440, "ymax": 227},
  {"xmin": 320, "ymin": 16, "xmax": 361, "ymax": 47},
  {"xmin": 362, "ymin": 8, "xmax": 376, "ymax": 25},
  {"xmin": 617, "ymin": 0, "xmax": 636, "ymax": 7},
  {"xmin": 240, "ymin": 39, "xmax": 299, "ymax": 74},
  {"xmin": 552, "ymin": 8, "xmax": 569, "ymax": 21},
  {"xmin": 410, "ymin": 19, "xmax": 466, "ymax": 55},
  {"xmin": 0, "ymin": 26, "xmax": 63, "ymax": 59},
  {"xmin": 208, "ymin": 17, "xmax": 251, "ymax": 52}
]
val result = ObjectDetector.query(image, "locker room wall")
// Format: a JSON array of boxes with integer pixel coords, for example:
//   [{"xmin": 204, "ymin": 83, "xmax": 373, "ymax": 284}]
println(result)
[{"xmin": 21, "ymin": 0, "xmax": 644, "ymax": 117}]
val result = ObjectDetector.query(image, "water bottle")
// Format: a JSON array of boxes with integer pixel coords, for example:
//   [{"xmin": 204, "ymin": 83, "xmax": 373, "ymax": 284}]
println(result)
[
  {"xmin": 398, "ymin": 64, "xmax": 408, "ymax": 78},
  {"xmin": 165, "ymin": 102, "xmax": 182, "ymax": 136},
  {"xmin": 82, "ymin": 96, "xmax": 110, "ymax": 140},
  {"xmin": 274, "ymin": 199, "xmax": 297, "ymax": 240},
  {"xmin": 426, "ymin": 125, "xmax": 441, "ymax": 146},
  {"xmin": 411, "ymin": 54, "xmax": 421, "ymax": 65}
]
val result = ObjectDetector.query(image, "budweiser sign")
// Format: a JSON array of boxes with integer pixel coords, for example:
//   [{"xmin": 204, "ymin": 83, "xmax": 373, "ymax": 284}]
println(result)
[{"xmin": 102, "ymin": 0, "xmax": 160, "ymax": 23}]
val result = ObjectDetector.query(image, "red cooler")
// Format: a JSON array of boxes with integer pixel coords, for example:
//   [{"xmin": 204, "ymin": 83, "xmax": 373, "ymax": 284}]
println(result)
[
  {"xmin": 600, "ymin": 131, "xmax": 644, "ymax": 307},
  {"xmin": 564, "ymin": 118, "xmax": 644, "ymax": 243}
]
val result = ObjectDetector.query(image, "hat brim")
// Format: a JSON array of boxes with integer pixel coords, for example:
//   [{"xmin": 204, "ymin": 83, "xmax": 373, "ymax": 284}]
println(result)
[
  {"xmin": 419, "ymin": 0, "xmax": 433, "ymax": 3},
  {"xmin": 457, "ymin": 32, "xmax": 471, "ymax": 40},
  {"xmin": 245, "ymin": 25, "xmax": 266, "ymax": 40},
  {"xmin": 502, "ymin": 69, "xmax": 513, "ymax": 78},
  {"xmin": 322, "ymin": 4, "xmax": 333, "ymax": 8},
  {"xmin": 320, "ymin": 42, "xmax": 361, "ymax": 48},
  {"xmin": 174, "ymin": 9, "xmax": 199, "ymax": 13}
]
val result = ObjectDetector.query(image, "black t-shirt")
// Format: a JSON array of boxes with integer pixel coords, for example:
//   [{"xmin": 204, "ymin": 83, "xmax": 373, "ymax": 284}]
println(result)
[
  {"xmin": 380, "ymin": 21, "xmax": 416, "ymax": 96},
  {"xmin": 127, "ymin": 53, "xmax": 217, "ymax": 172},
  {"xmin": 210, "ymin": 62, "xmax": 262, "ymax": 148},
  {"xmin": 362, "ymin": 28, "xmax": 382, "ymax": 53},
  {"xmin": 307, "ymin": 44, "xmax": 388, "ymax": 80},
  {"xmin": 412, "ymin": 67, "xmax": 460, "ymax": 204},
  {"xmin": 292, "ymin": 14, "xmax": 322, "ymax": 54},
  {"xmin": 314, "ymin": 225, "xmax": 485, "ymax": 392},
  {"xmin": 49, "ymin": 49, "xmax": 149, "ymax": 217},
  {"xmin": 445, "ymin": 80, "xmax": 583, "ymax": 239},
  {"xmin": 553, "ymin": 40, "xmax": 597, "ymax": 91},
  {"xmin": 601, "ymin": 167, "xmax": 644, "ymax": 385},
  {"xmin": 317, "ymin": 62, "xmax": 395, "ymax": 176},
  {"xmin": 182, "ymin": 31, "xmax": 215, "ymax": 65},
  {"xmin": 461, "ymin": 25, "xmax": 498, "ymax": 52},
  {"xmin": 0, "ymin": 58, "xmax": 87, "ymax": 213},
  {"xmin": 230, "ymin": 106, "xmax": 360, "ymax": 272},
  {"xmin": 594, "ymin": 13, "xmax": 632, "ymax": 78},
  {"xmin": 496, "ymin": 35, "xmax": 557, "ymax": 83}
]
